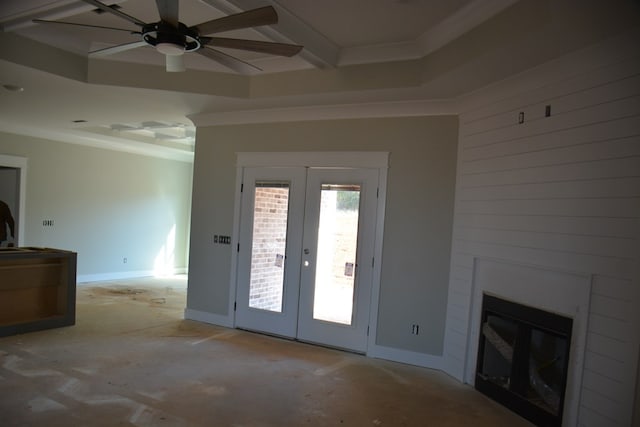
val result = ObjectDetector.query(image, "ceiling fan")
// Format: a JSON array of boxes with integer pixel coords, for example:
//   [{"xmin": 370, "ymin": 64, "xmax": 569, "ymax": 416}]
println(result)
[{"xmin": 33, "ymin": 0, "xmax": 303, "ymax": 73}]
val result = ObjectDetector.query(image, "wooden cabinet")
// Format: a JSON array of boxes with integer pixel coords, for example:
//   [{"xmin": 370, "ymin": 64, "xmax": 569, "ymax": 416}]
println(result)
[{"xmin": 0, "ymin": 247, "xmax": 77, "ymax": 337}]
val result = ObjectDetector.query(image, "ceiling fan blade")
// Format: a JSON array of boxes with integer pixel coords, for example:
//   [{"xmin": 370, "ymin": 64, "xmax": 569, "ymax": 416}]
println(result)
[
  {"xmin": 81, "ymin": 0, "xmax": 147, "ymax": 27},
  {"xmin": 156, "ymin": 0, "xmax": 179, "ymax": 27},
  {"xmin": 32, "ymin": 19, "xmax": 139, "ymax": 33},
  {"xmin": 198, "ymin": 47, "xmax": 261, "ymax": 74},
  {"xmin": 193, "ymin": 6, "xmax": 278, "ymax": 36},
  {"xmin": 203, "ymin": 37, "xmax": 302, "ymax": 57},
  {"xmin": 89, "ymin": 41, "xmax": 148, "ymax": 57}
]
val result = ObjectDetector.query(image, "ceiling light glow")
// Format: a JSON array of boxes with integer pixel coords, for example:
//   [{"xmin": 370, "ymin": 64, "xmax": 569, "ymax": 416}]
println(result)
[{"xmin": 156, "ymin": 43, "xmax": 185, "ymax": 56}]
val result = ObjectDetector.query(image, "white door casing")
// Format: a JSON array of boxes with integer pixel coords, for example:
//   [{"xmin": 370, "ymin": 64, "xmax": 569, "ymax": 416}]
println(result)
[{"xmin": 230, "ymin": 152, "xmax": 388, "ymax": 353}]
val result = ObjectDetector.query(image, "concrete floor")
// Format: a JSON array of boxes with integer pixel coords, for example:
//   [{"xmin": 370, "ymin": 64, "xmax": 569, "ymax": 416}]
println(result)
[{"xmin": 0, "ymin": 276, "xmax": 532, "ymax": 427}]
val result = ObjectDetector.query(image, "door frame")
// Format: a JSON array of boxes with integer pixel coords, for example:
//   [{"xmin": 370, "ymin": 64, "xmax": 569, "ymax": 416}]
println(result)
[
  {"xmin": 0, "ymin": 154, "xmax": 27, "ymax": 247},
  {"xmin": 229, "ymin": 152, "xmax": 389, "ymax": 354}
]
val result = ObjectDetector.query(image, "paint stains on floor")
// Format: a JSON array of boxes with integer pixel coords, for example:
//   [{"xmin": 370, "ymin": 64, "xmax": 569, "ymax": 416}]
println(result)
[{"xmin": 0, "ymin": 276, "xmax": 532, "ymax": 427}]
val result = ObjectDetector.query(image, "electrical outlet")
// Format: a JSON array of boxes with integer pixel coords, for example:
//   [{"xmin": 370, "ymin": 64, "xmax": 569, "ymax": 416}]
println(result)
[
  {"xmin": 123, "ymin": 257, "xmax": 127, "ymax": 264},
  {"xmin": 411, "ymin": 324, "xmax": 420, "ymax": 335}
]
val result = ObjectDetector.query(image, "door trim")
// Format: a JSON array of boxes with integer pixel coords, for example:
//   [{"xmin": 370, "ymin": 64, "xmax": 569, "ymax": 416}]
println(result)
[
  {"xmin": 229, "ymin": 152, "xmax": 389, "ymax": 354},
  {"xmin": 0, "ymin": 154, "xmax": 27, "ymax": 247},
  {"xmin": 236, "ymin": 152, "xmax": 389, "ymax": 169}
]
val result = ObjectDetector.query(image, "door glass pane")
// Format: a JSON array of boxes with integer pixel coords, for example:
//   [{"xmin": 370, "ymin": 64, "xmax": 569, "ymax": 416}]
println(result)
[
  {"xmin": 249, "ymin": 182, "xmax": 290, "ymax": 312},
  {"xmin": 313, "ymin": 184, "xmax": 360, "ymax": 325}
]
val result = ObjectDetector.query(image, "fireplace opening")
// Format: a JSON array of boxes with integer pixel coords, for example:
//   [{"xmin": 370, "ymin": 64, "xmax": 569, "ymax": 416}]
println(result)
[{"xmin": 475, "ymin": 294, "xmax": 573, "ymax": 426}]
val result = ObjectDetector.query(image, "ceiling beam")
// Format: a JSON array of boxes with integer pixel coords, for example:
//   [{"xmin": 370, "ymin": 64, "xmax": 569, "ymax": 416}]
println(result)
[
  {"xmin": 199, "ymin": 0, "xmax": 340, "ymax": 68},
  {"xmin": 0, "ymin": 0, "xmax": 127, "ymax": 32},
  {"xmin": 417, "ymin": 0, "xmax": 521, "ymax": 56}
]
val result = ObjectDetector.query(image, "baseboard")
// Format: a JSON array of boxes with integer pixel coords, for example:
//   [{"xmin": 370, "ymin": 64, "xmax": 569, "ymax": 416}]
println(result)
[
  {"xmin": 184, "ymin": 308, "xmax": 234, "ymax": 328},
  {"xmin": 368, "ymin": 344, "xmax": 443, "ymax": 370},
  {"xmin": 77, "ymin": 267, "xmax": 187, "ymax": 284},
  {"xmin": 182, "ymin": 311, "xmax": 442, "ymax": 370}
]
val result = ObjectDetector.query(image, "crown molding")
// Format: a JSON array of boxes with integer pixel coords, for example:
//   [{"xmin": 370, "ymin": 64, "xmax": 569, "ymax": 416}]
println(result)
[
  {"xmin": 0, "ymin": 121, "xmax": 194, "ymax": 163},
  {"xmin": 189, "ymin": 98, "xmax": 458, "ymax": 127}
]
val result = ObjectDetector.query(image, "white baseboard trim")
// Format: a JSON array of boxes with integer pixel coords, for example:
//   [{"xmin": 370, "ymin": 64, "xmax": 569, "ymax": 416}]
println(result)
[
  {"xmin": 368, "ymin": 344, "xmax": 443, "ymax": 370},
  {"xmin": 184, "ymin": 308, "xmax": 234, "ymax": 328},
  {"xmin": 440, "ymin": 354, "xmax": 466, "ymax": 383},
  {"xmin": 77, "ymin": 267, "xmax": 187, "ymax": 284}
]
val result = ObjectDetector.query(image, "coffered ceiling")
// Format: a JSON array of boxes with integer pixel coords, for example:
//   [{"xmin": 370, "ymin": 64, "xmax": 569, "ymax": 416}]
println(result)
[
  {"xmin": 0, "ymin": 0, "xmax": 521, "ymax": 161},
  {"xmin": 2, "ymin": 0, "xmax": 519, "ymax": 71}
]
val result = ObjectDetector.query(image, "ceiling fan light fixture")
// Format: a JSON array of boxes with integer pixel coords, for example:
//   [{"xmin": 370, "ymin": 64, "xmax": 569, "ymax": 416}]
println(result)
[
  {"xmin": 156, "ymin": 42, "xmax": 185, "ymax": 56},
  {"xmin": 42, "ymin": 1, "xmax": 302, "ymax": 73},
  {"xmin": 165, "ymin": 54, "xmax": 186, "ymax": 72}
]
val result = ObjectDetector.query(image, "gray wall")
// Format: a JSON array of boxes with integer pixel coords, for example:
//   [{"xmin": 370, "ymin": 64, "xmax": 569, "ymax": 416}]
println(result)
[
  {"xmin": 0, "ymin": 131, "xmax": 193, "ymax": 279},
  {"xmin": 188, "ymin": 116, "xmax": 458, "ymax": 355}
]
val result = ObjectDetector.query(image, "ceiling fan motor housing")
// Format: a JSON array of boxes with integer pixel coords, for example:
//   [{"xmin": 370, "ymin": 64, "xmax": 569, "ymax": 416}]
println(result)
[{"xmin": 142, "ymin": 22, "xmax": 201, "ymax": 54}]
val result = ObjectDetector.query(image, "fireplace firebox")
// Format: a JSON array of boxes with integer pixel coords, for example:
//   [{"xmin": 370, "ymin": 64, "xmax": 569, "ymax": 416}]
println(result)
[{"xmin": 475, "ymin": 294, "xmax": 572, "ymax": 426}]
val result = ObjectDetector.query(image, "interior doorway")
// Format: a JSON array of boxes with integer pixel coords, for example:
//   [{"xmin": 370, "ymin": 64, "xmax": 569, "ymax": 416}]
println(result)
[
  {"xmin": 231, "ymin": 153, "xmax": 388, "ymax": 353},
  {"xmin": 0, "ymin": 155, "xmax": 27, "ymax": 247}
]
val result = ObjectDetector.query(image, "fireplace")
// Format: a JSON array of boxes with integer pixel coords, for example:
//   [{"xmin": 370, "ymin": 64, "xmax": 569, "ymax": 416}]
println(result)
[{"xmin": 475, "ymin": 294, "xmax": 573, "ymax": 426}]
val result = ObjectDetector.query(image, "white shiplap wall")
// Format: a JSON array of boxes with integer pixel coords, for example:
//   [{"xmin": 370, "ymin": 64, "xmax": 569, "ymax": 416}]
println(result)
[{"xmin": 443, "ymin": 28, "xmax": 640, "ymax": 427}]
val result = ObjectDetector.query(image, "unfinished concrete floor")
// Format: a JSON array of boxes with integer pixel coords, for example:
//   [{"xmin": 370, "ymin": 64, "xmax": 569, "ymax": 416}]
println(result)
[{"xmin": 0, "ymin": 276, "xmax": 532, "ymax": 427}]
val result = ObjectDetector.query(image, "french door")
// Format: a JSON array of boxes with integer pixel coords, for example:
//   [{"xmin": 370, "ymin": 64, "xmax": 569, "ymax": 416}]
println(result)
[
  {"xmin": 235, "ymin": 166, "xmax": 379, "ymax": 353},
  {"xmin": 235, "ymin": 167, "xmax": 305, "ymax": 339}
]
